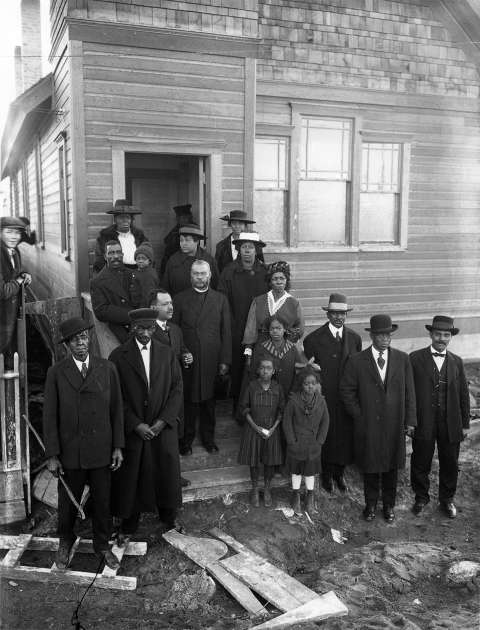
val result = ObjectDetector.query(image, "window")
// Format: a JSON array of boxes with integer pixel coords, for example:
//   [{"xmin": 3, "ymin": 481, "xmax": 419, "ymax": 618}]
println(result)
[
  {"xmin": 298, "ymin": 118, "xmax": 352, "ymax": 245},
  {"xmin": 360, "ymin": 143, "xmax": 401, "ymax": 244},
  {"xmin": 56, "ymin": 132, "xmax": 70, "ymax": 258},
  {"xmin": 254, "ymin": 137, "xmax": 288, "ymax": 245},
  {"xmin": 34, "ymin": 139, "xmax": 44, "ymax": 245},
  {"xmin": 21, "ymin": 161, "xmax": 30, "ymax": 220}
]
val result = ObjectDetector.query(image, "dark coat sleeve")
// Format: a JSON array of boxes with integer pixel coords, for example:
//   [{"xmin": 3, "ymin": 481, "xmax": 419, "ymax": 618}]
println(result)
[
  {"xmin": 404, "ymin": 355, "xmax": 417, "ymax": 429},
  {"xmin": 316, "ymin": 398, "xmax": 330, "ymax": 445},
  {"xmin": 457, "ymin": 355, "xmax": 471, "ymax": 429},
  {"xmin": 282, "ymin": 399, "xmax": 297, "ymax": 445},
  {"xmin": 109, "ymin": 362, "xmax": 125, "ymax": 449},
  {"xmin": 90, "ymin": 278, "xmax": 131, "ymax": 325},
  {"xmin": 339, "ymin": 357, "xmax": 362, "ymax": 422},
  {"xmin": 156, "ymin": 353, "xmax": 183, "ymax": 428},
  {"xmin": 42, "ymin": 365, "xmax": 61, "ymax": 458},
  {"xmin": 219, "ymin": 294, "xmax": 232, "ymax": 366}
]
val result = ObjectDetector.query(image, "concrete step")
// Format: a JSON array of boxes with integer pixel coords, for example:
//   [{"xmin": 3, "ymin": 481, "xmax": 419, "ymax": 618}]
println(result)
[
  {"xmin": 181, "ymin": 465, "xmax": 289, "ymax": 503},
  {"xmin": 180, "ymin": 437, "xmax": 241, "ymax": 472}
]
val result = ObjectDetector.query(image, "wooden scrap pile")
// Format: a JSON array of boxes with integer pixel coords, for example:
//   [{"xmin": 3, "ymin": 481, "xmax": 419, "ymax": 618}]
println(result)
[{"xmin": 163, "ymin": 527, "xmax": 348, "ymax": 628}]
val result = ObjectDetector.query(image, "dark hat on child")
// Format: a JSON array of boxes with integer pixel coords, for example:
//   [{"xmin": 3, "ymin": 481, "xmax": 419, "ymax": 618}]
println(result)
[
  {"xmin": 365, "ymin": 314, "xmax": 398, "ymax": 334},
  {"xmin": 134, "ymin": 242, "xmax": 154, "ymax": 262},
  {"xmin": 59, "ymin": 317, "xmax": 93, "ymax": 343},
  {"xmin": 425, "ymin": 315, "xmax": 459, "ymax": 336},
  {"xmin": 1, "ymin": 216, "xmax": 27, "ymax": 231}
]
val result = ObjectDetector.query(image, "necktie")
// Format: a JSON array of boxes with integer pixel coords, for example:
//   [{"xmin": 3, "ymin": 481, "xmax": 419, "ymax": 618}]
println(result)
[
  {"xmin": 81, "ymin": 363, "xmax": 88, "ymax": 379},
  {"xmin": 432, "ymin": 352, "xmax": 445, "ymax": 358},
  {"xmin": 141, "ymin": 345, "xmax": 148, "ymax": 352},
  {"xmin": 335, "ymin": 331, "xmax": 341, "ymax": 343},
  {"xmin": 377, "ymin": 352, "xmax": 385, "ymax": 370}
]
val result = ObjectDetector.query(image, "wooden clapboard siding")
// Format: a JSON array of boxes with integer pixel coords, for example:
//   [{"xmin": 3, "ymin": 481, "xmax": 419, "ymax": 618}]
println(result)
[
  {"xmin": 258, "ymin": 94, "xmax": 480, "ymax": 327},
  {"xmin": 82, "ymin": 42, "xmax": 247, "ymax": 249}
]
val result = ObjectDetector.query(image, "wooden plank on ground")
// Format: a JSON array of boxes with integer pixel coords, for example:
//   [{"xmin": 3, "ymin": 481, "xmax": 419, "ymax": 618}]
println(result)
[
  {"xmin": 249, "ymin": 592, "xmax": 348, "ymax": 629},
  {"xmin": 1, "ymin": 535, "xmax": 32, "ymax": 567},
  {"xmin": 9, "ymin": 536, "xmax": 147, "ymax": 556},
  {"xmin": 163, "ymin": 531, "xmax": 265, "ymax": 617},
  {"xmin": 101, "ymin": 543, "xmax": 126, "ymax": 579},
  {"xmin": 0, "ymin": 565, "xmax": 137, "ymax": 590}
]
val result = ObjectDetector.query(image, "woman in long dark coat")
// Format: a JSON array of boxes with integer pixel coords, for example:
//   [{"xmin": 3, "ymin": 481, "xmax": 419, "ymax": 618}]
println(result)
[{"xmin": 218, "ymin": 233, "xmax": 269, "ymax": 412}]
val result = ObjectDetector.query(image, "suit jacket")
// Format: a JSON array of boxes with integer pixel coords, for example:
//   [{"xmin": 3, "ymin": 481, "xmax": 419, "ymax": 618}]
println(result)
[
  {"xmin": 109, "ymin": 337, "xmax": 183, "ymax": 515},
  {"xmin": 153, "ymin": 321, "xmax": 189, "ymax": 361},
  {"xmin": 162, "ymin": 249, "xmax": 219, "ymax": 296},
  {"xmin": 340, "ymin": 346, "xmax": 416, "ymax": 473},
  {"xmin": 172, "ymin": 288, "xmax": 231, "ymax": 402},
  {"xmin": 409, "ymin": 347, "xmax": 470, "ymax": 443},
  {"xmin": 93, "ymin": 224, "xmax": 147, "ymax": 273},
  {"xmin": 42, "ymin": 355, "xmax": 124, "ymax": 469},
  {"xmin": 0, "ymin": 241, "xmax": 23, "ymax": 355},
  {"xmin": 303, "ymin": 323, "xmax": 362, "ymax": 463},
  {"xmin": 90, "ymin": 265, "xmax": 135, "ymax": 342},
  {"xmin": 215, "ymin": 233, "xmax": 264, "ymax": 274}
]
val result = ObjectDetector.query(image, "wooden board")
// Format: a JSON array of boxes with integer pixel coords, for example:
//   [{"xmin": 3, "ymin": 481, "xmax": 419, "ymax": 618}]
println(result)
[
  {"xmin": 0, "ymin": 565, "xmax": 137, "ymax": 590},
  {"xmin": 249, "ymin": 592, "xmax": 348, "ymax": 629},
  {"xmin": 206, "ymin": 561, "xmax": 266, "ymax": 618}
]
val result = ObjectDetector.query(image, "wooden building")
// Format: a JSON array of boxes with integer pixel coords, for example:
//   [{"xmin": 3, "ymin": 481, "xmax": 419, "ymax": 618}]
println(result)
[{"xmin": 2, "ymin": 0, "xmax": 480, "ymax": 355}]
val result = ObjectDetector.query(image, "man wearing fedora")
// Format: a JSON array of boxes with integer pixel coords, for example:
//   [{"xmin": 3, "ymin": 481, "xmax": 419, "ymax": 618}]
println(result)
[
  {"xmin": 93, "ymin": 199, "xmax": 148, "ymax": 273},
  {"xmin": 303, "ymin": 293, "xmax": 362, "ymax": 494},
  {"xmin": 90, "ymin": 240, "xmax": 136, "ymax": 343},
  {"xmin": 109, "ymin": 308, "xmax": 184, "ymax": 540},
  {"xmin": 163, "ymin": 223, "xmax": 219, "ymax": 296},
  {"xmin": 409, "ymin": 316, "xmax": 470, "ymax": 519},
  {"xmin": 214, "ymin": 210, "xmax": 264, "ymax": 274},
  {"xmin": 160, "ymin": 204, "xmax": 194, "ymax": 275},
  {"xmin": 43, "ymin": 317, "xmax": 124, "ymax": 570},
  {"xmin": 341, "ymin": 314, "xmax": 416, "ymax": 523},
  {"xmin": 0, "ymin": 216, "xmax": 32, "ymax": 363}
]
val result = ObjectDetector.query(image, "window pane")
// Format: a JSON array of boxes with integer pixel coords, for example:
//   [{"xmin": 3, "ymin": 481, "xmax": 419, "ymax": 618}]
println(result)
[
  {"xmin": 255, "ymin": 138, "xmax": 287, "ymax": 189},
  {"xmin": 361, "ymin": 143, "xmax": 399, "ymax": 193},
  {"xmin": 301, "ymin": 118, "xmax": 351, "ymax": 180},
  {"xmin": 359, "ymin": 192, "xmax": 399, "ymax": 243},
  {"xmin": 254, "ymin": 189, "xmax": 286, "ymax": 244},
  {"xmin": 298, "ymin": 180, "xmax": 346, "ymax": 244}
]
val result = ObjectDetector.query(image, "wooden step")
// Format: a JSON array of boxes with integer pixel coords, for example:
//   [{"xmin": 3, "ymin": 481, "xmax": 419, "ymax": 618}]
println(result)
[
  {"xmin": 181, "ymin": 466, "xmax": 289, "ymax": 503},
  {"xmin": 180, "ymin": 438, "xmax": 241, "ymax": 472}
]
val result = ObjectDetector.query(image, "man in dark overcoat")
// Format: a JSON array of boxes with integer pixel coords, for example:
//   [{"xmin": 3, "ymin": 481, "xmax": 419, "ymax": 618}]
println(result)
[
  {"xmin": 218, "ymin": 232, "xmax": 268, "ymax": 411},
  {"xmin": 43, "ymin": 317, "xmax": 124, "ymax": 570},
  {"xmin": 109, "ymin": 308, "xmax": 183, "ymax": 540},
  {"xmin": 409, "ymin": 315, "xmax": 470, "ymax": 519},
  {"xmin": 214, "ymin": 210, "xmax": 264, "ymax": 274},
  {"xmin": 303, "ymin": 293, "xmax": 362, "ymax": 493},
  {"xmin": 90, "ymin": 240, "xmax": 135, "ymax": 343},
  {"xmin": 340, "ymin": 314, "xmax": 416, "ymax": 523},
  {"xmin": 0, "ymin": 217, "xmax": 32, "ymax": 363},
  {"xmin": 172, "ymin": 260, "xmax": 231, "ymax": 454}
]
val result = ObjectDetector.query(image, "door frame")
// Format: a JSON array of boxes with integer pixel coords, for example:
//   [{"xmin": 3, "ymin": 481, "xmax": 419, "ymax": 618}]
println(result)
[{"xmin": 111, "ymin": 139, "xmax": 225, "ymax": 253}]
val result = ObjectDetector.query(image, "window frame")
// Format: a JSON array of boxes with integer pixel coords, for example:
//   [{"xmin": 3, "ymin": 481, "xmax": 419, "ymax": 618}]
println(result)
[{"xmin": 55, "ymin": 131, "xmax": 71, "ymax": 260}]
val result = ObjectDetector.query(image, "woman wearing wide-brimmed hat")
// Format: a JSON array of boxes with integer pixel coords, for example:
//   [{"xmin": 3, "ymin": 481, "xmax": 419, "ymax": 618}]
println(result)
[
  {"xmin": 162, "ymin": 223, "xmax": 219, "ymax": 296},
  {"xmin": 214, "ymin": 210, "xmax": 265, "ymax": 274},
  {"xmin": 93, "ymin": 199, "xmax": 148, "ymax": 273},
  {"xmin": 218, "ymin": 232, "xmax": 269, "ymax": 412},
  {"xmin": 243, "ymin": 260, "xmax": 304, "ymax": 351}
]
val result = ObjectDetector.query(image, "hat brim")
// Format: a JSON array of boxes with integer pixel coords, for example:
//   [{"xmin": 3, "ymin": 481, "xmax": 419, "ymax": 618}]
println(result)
[
  {"xmin": 107, "ymin": 209, "xmax": 142, "ymax": 215},
  {"xmin": 232, "ymin": 238, "xmax": 266, "ymax": 248},
  {"xmin": 365, "ymin": 324, "xmax": 398, "ymax": 333},
  {"xmin": 425, "ymin": 324, "xmax": 459, "ymax": 336},
  {"xmin": 321, "ymin": 306, "xmax": 353, "ymax": 312},
  {"xmin": 220, "ymin": 214, "xmax": 256, "ymax": 224},
  {"xmin": 59, "ymin": 324, "xmax": 93, "ymax": 343}
]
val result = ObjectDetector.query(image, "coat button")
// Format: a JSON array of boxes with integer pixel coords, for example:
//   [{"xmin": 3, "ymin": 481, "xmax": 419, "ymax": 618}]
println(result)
[
  {"xmin": 121, "ymin": 298, "xmax": 125, "ymax": 303},
  {"xmin": 144, "ymin": 400, "xmax": 148, "ymax": 407}
]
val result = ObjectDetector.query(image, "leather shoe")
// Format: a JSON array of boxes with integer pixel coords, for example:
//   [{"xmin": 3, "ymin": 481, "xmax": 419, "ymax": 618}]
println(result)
[
  {"xmin": 363, "ymin": 505, "xmax": 376, "ymax": 521},
  {"xmin": 383, "ymin": 506, "xmax": 395, "ymax": 523},
  {"xmin": 440, "ymin": 501, "xmax": 457, "ymax": 519},
  {"xmin": 412, "ymin": 500, "xmax": 427, "ymax": 516},
  {"xmin": 165, "ymin": 519, "xmax": 185, "ymax": 534},
  {"xmin": 179, "ymin": 445, "xmax": 193, "ymax": 456},
  {"xmin": 180, "ymin": 475, "xmax": 191, "ymax": 487},
  {"xmin": 97, "ymin": 549, "xmax": 120, "ymax": 571},
  {"xmin": 321, "ymin": 477, "xmax": 334, "ymax": 494},
  {"xmin": 204, "ymin": 442, "xmax": 219, "ymax": 454},
  {"xmin": 114, "ymin": 532, "xmax": 131, "ymax": 548},
  {"xmin": 334, "ymin": 476, "xmax": 348, "ymax": 493},
  {"xmin": 55, "ymin": 538, "xmax": 74, "ymax": 570}
]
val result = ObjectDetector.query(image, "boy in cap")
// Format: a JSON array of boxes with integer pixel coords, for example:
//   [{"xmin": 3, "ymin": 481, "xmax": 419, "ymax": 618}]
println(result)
[
  {"xmin": 409, "ymin": 316, "xmax": 470, "ymax": 519},
  {"xmin": 43, "ymin": 317, "xmax": 124, "ymax": 570},
  {"xmin": 131, "ymin": 242, "xmax": 159, "ymax": 307}
]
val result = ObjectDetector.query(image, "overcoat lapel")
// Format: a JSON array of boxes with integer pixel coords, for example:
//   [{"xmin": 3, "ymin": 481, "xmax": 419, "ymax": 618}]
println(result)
[
  {"xmin": 385, "ymin": 348, "xmax": 400, "ymax": 390},
  {"xmin": 123, "ymin": 338, "xmax": 149, "ymax": 387},
  {"xmin": 420, "ymin": 347, "xmax": 435, "ymax": 384},
  {"xmin": 365, "ymin": 347, "xmax": 385, "ymax": 389},
  {"xmin": 446, "ymin": 350, "xmax": 456, "ymax": 384},
  {"xmin": 63, "ymin": 357, "xmax": 84, "ymax": 390}
]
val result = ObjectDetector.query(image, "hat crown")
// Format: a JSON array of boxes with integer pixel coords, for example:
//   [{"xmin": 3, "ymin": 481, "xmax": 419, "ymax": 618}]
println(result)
[
  {"xmin": 430, "ymin": 315, "xmax": 454, "ymax": 330},
  {"xmin": 59, "ymin": 317, "xmax": 91, "ymax": 342},
  {"xmin": 220, "ymin": 210, "xmax": 255, "ymax": 223},
  {"xmin": 179, "ymin": 223, "xmax": 205, "ymax": 239},
  {"xmin": 129, "ymin": 308, "xmax": 158, "ymax": 322},
  {"xmin": 1, "ymin": 216, "xmax": 26, "ymax": 231},
  {"xmin": 368, "ymin": 314, "xmax": 395, "ymax": 332},
  {"xmin": 108, "ymin": 199, "xmax": 141, "ymax": 215}
]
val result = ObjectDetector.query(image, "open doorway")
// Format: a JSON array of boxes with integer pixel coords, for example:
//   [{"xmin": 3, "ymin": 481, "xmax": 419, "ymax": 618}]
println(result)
[{"xmin": 125, "ymin": 152, "xmax": 206, "ymax": 266}]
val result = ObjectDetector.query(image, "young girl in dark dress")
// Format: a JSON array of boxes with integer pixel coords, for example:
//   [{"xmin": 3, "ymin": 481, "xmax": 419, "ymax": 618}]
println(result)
[
  {"xmin": 283, "ymin": 366, "xmax": 330, "ymax": 515},
  {"xmin": 238, "ymin": 358, "xmax": 285, "ymax": 508}
]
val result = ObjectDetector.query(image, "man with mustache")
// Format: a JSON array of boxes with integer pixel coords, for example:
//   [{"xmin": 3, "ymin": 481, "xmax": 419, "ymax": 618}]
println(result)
[
  {"xmin": 340, "ymin": 314, "xmax": 416, "ymax": 523},
  {"xmin": 409, "ymin": 316, "xmax": 470, "ymax": 519}
]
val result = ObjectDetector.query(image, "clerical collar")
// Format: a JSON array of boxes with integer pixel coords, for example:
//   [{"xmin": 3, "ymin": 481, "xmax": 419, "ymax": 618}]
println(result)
[
  {"xmin": 328, "ymin": 323, "xmax": 343, "ymax": 338},
  {"xmin": 193, "ymin": 287, "xmax": 209, "ymax": 293}
]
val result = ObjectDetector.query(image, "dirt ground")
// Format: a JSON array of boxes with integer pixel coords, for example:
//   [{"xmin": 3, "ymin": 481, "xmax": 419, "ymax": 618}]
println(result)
[{"xmin": 1, "ymin": 367, "xmax": 479, "ymax": 630}]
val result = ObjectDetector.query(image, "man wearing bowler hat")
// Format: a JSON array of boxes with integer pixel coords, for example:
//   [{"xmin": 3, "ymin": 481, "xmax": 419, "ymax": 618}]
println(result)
[
  {"xmin": 43, "ymin": 317, "xmax": 124, "ymax": 570},
  {"xmin": 303, "ymin": 293, "xmax": 362, "ymax": 494},
  {"xmin": 340, "ymin": 314, "xmax": 416, "ymax": 523},
  {"xmin": 93, "ymin": 199, "xmax": 148, "ymax": 273},
  {"xmin": 162, "ymin": 223, "xmax": 219, "ymax": 296},
  {"xmin": 409, "ymin": 316, "xmax": 469, "ymax": 519},
  {"xmin": 109, "ymin": 309, "xmax": 183, "ymax": 540},
  {"xmin": 160, "ymin": 204, "xmax": 194, "ymax": 275},
  {"xmin": 215, "ymin": 210, "xmax": 264, "ymax": 274}
]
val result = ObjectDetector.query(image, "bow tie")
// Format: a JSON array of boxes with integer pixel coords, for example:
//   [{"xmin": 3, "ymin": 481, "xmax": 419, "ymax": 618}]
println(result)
[
  {"xmin": 432, "ymin": 352, "xmax": 445, "ymax": 358},
  {"xmin": 141, "ymin": 345, "xmax": 149, "ymax": 351}
]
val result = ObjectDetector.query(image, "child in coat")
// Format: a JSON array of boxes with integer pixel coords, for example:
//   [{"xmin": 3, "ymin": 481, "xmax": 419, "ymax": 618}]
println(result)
[
  {"xmin": 130, "ymin": 242, "xmax": 159, "ymax": 307},
  {"xmin": 238, "ymin": 358, "xmax": 285, "ymax": 507},
  {"xmin": 283, "ymin": 365, "xmax": 330, "ymax": 515}
]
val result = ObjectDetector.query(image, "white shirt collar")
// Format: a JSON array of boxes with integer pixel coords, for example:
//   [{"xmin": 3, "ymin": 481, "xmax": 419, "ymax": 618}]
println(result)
[
  {"xmin": 156, "ymin": 319, "xmax": 167, "ymax": 330},
  {"xmin": 135, "ymin": 338, "xmax": 151, "ymax": 351},
  {"xmin": 72, "ymin": 355, "xmax": 89, "ymax": 372},
  {"xmin": 430, "ymin": 345, "xmax": 446, "ymax": 356},
  {"xmin": 328, "ymin": 323, "xmax": 343, "ymax": 339}
]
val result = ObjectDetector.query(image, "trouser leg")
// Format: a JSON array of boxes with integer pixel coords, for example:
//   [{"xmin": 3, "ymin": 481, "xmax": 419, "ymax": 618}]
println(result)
[
  {"xmin": 411, "ymin": 436, "xmax": 435, "ymax": 503},
  {"xmin": 263, "ymin": 465, "xmax": 275, "ymax": 483},
  {"xmin": 331, "ymin": 463, "xmax": 345, "ymax": 480},
  {"xmin": 199, "ymin": 398, "xmax": 216, "ymax": 447},
  {"xmin": 436, "ymin": 421, "xmax": 460, "ymax": 503},
  {"xmin": 58, "ymin": 468, "xmax": 87, "ymax": 544},
  {"xmin": 381, "ymin": 469, "xmax": 398, "ymax": 507},
  {"xmin": 158, "ymin": 507, "xmax": 177, "ymax": 528},
  {"xmin": 182, "ymin": 401, "xmax": 198, "ymax": 449},
  {"xmin": 120, "ymin": 512, "xmax": 141, "ymax": 535},
  {"xmin": 86, "ymin": 466, "xmax": 112, "ymax": 553},
  {"xmin": 363, "ymin": 472, "xmax": 380, "ymax": 507}
]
